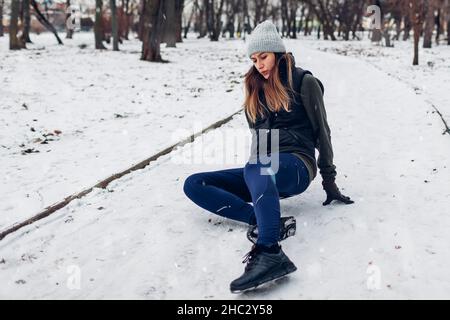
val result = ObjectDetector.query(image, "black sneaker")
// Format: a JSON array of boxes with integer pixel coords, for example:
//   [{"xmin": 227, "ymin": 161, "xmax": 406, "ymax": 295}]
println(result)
[
  {"xmin": 230, "ymin": 244, "xmax": 297, "ymax": 293},
  {"xmin": 246, "ymin": 216, "xmax": 296, "ymax": 244}
]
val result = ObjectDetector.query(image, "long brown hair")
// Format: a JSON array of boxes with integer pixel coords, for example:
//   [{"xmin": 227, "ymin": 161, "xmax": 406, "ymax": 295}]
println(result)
[{"xmin": 243, "ymin": 52, "xmax": 296, "ymax": 124}]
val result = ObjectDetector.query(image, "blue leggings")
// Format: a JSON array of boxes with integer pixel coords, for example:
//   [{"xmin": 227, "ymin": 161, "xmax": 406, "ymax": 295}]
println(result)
[{"xmin": 183, "ymin": 153, "xmax": 310, "ymax": 246}]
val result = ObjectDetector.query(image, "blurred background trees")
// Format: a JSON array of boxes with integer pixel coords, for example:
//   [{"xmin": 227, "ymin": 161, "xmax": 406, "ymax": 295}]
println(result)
[{"xmin": 1, "ymin": 0, "xmax": 449, "ymax": 64}]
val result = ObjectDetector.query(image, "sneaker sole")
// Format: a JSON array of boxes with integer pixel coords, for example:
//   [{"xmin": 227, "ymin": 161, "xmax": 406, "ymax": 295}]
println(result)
[{"xmin": 230, "ymin": 263, "xmax": 298, "ymax": 294}]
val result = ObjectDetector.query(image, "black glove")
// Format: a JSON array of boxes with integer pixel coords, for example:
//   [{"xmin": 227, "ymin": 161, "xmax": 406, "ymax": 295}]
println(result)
[{"xmin": 322, "ymin": 178, "xmax": 354, "ymax": 206}]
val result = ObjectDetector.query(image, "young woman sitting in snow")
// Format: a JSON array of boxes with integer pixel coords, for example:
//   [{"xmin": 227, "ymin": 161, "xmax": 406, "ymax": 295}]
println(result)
[{"xmin": 183, "ymin": 20, "xmax": 353, "ymax": 293}]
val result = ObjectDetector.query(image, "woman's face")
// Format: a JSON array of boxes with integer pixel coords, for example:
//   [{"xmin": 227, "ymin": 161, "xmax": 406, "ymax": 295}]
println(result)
[{"xmin": 250, "ymin": 52, "xmax": 276, "ymax": 79}]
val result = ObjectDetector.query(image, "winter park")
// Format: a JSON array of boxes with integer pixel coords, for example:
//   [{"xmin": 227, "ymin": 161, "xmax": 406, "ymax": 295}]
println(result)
[{"xmin": 0, "ymin": 0, "xmax": 450, "ymax": 300}]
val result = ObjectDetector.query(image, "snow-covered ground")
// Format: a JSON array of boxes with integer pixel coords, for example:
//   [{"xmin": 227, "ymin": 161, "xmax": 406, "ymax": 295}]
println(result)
[
  {"xmin": 0, "ymin": 32, "xmax": 449, "ymax": 299},
  {"xmin": 0, "ymin": 32, "xmax": 247, "ymax": 229},
  {"xmin": 298, "ymin": 34, "xmax": 450, "ymax": 130}
]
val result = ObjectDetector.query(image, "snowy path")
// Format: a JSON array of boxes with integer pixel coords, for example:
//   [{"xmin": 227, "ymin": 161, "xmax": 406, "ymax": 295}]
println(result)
[
  {"xmin": 1, "ymin": 38, "xmax": 450, "ymax": 299},
  {"xmin": 296, "ymin": 37, "xmax": 450, "ymax": 132}
]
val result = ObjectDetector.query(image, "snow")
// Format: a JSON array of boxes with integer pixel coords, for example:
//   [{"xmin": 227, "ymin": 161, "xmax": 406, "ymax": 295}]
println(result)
[
  {"xmin": 0, "ymin": 32, "xmax": 247, "ymax": 229},
  {"xmin": 298, "ymin": 35, "xmax": 450, "ymax": 129},
  {"xmin": 1, "ymin": 32, "xmax": 450, "ymax": 299}
]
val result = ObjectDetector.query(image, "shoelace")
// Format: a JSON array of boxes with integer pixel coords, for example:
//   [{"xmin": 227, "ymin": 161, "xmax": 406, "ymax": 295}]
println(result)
[{"xmin": 242, "ymin": 245, "xmax": 261, "ymax": 271}]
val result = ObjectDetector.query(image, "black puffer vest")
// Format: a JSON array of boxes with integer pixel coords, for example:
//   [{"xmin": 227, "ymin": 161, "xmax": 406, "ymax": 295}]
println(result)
[{"xmin": 246, "ymin": 53, "xmax": 316, "ymax": 162}]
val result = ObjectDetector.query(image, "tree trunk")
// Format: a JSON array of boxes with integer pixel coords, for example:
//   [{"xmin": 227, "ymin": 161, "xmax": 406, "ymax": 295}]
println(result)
[
  {"xmin": 124, "ymin": 0, "xmax": 130, "ymax": 40},
  {"xmin": 184, "ymin": 0, "xmax": 196, "ymax": 38},
  {"xmin": 138, "ymin": 0, "xmax": 145, "ymax": 41},
  {"xmin": 44, "ymin": 0, "xmax": 49, "ymax": 20},
  {"xmin": 393, "ymin": 12, "xmax": 402, "ymax": 40},
  {"xmin": 141, "ymin": 0, "xmax": 166, "ymax": 62},
  {"xmin": 383, "ymin": 29, "xmax": 392, "ymax": 47},
  {"xmin": 210, "ymin": 0, "xmax": 225, "ymax": 41},
  {"xmin": 10, "ymin": 0, "xmax": 25, "ymax": 49},
  {"xmin": 307, "ymin": 0, "xmax": 337, "ymax": 41},
  {"xmin": 175, "ymin": 0, "xmax": 184, "ymax": 42},
  {"xmin": 242, "ymin": 0, "xmax": 251, "ymax": 37},
  {"xmin": 403, "ymin": 14, "xmax": 411, "ymax": 40},
  {"xmin": 411, "ymin": 0, "xmax": 425, "ymax": 65},
  {"xmin": 164, "ymin": 0, "xmax": 177, "ymax": 47},
  {"xmin": 30, "ymin": 0, "xmax": 63, "ymax": 44},
  {"xmin": 110, "ymin": 0, "xmax": 119, "ymax": 50},
  {"xmin": 281, "ymin": 0, "xmax": 288, "ymax": 37},
  {"xmin": 254, "ymin": 0, "xmax": 261, "ymax": 26},
  {"xmin": 413, "ymin": 25, "xmax": 420, "ymax": 65},
  {"xmin": 0, "ymin": 0, "xmax": 4, "ymax": 37},
  {"xmin": 423, "ymin": 0, "xmax": 435, "ymax": 48},
  {"xmin": 304, "ymin": 10, "xmax": 310, "ymax": 36},
  {"xmin": 447, "ymin": 19, "xmax": 450, "ymax": 45},
  {"xmin": 435, "ymin": 7, "xmax": 440, "ymax": 44},
  {"xmin": 22, "ymin": 0, "xmax": 32, "ymax": 43},
  {"xmin": 95, "ymin": 0, "xmax": 106, "ymax": 49},
  {"xmin": 198, "ymin": 0, "xmax": 208, "ymax": 38},
  {"xmin": 298, "ymin": 5, "xmax": 305, "ymax": 33},
  {"xmin": 66, "ymin": 0, "xmax": 74, "ymax": 39},
  {"xmin": 223, "ymin": 0, "xmax": 239, "ymax": 38},
  {"xmin": 289, "ymin": 0, "xmax": 298, "ymax": 38}
]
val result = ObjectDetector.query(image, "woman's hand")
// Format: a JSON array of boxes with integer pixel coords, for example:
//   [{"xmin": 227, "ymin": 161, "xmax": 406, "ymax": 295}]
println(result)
[{"xmin": 322, "ymin": 179, "xmax": 354, "ymax": 206}]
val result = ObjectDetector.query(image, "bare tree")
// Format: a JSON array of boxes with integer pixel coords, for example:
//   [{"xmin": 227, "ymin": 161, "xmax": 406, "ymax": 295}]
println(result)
[
  {"xmin": 280, "ymin": 0, "xmax": 299, "ymax": 38},
  {"xmin": 164, "ymin": 0, "xmax": 177, "ymax": 47},
  {"xmin": 66, "ymin": 0, "xmax": 74, "ymax": 39},
  {"xmin": 223, "ymin": 0, "xmax": 240, "ymax": 38},
  {"xmin": 303, "ymin": 2, "xmax": 313, "ymax": 36},
  {"xmin": 175, "ymin": 0, "xmax": 184, "ymax": 42},
  {"xmin": 253, "ymin": 0, "xmax": 270, "ymax": 26},
  {"xmin": 95, "ymin": 0, "xmax": 107, "ymax": 49},
  {"xmin": 423, "ymin": 0, "xmax": 436, "ymax": 47},
  {"xmin": 10, "ymin": 0, "xmax": 25, "ymax": 49},
  {"xmin": 111, "ymin": 0, "xmax": 119, "ymax": 50},
  {"xmin": 403, "ymin": 11, "xmax": 412, "ymax": 40},
  {"xmin": 336, "ymin": 0, "xmax": 364, "ymax": 41},
  {"xmin": 209, "ymin": 0, "xmax": 225, "ymax": 41},
  {"xmin": 434, "ymin": 0, "xmax": 442, "ymax": 43},
  {"xmin": 21, "ymin": 0, "xmax": 32, "ymax": 43},
  {"xmin": 30, "ymin": 0, "xmax": 63, "ymax": 44},
  {"xmin": 305, "ymin": 0, "xmax": 337, "ymax": 40},
  {"xmin": 243, "ymin": 0, "xmax": 251, "ymax": 31},
  {"xmin": 196, "ymin": 0, "xmax": 208, "ymax": 38},
  {"xmin": 410, "ymin": 0, "xmax": 425, "ymax": 65},
  {"xmin": 447, "ymin": 0, "xmax": 450, "ymax": 44},
  {"xmin": 138, "ymin": 0, "xmax": 145, "ymax": 40},
  {"xmin": 391, "ymin": 4, "xmax": 403, "ymax": 41},
  {"xmin": 0, "ymin": 0, "xmax": 4, "ymax": 37},
  {"xmin": 141, "ymin": 0, "xmax": 166, "ymax": 61},
  {"xmin": 123, "ymin": 0, "xmax": 131, "ymax": 40},
  {"xmin": 184, "ymin": 0, "xmax": 197, "ymax": 38}
]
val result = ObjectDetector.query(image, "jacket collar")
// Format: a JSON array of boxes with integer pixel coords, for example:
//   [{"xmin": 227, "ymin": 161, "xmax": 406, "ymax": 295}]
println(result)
[{"xmin": 278, "ymin": 52, "xmax": 296, "ymax": 86}]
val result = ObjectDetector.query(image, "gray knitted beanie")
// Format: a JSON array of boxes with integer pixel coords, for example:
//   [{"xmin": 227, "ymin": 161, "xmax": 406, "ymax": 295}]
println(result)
[{"xmin": 246, "ymin": 20, "xmax": 286, "ymax": 58}]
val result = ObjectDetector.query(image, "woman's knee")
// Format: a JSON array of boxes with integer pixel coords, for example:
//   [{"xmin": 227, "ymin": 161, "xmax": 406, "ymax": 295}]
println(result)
[
  {"xmin": 243, "ymin": 162, "xmax": 261, "ymax": 181},
  {"xmin": 183, "ymin": 173, "xmax": 204, "ymax": 198},
  {"xmin": 244, "ymin": 162, "xmax": 275, "ymax": 182}
]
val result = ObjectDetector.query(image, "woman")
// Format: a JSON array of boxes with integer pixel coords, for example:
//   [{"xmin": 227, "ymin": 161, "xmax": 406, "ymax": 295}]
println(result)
[{"xmin": 183, "ymin": 20, "xmax": 353, "ymax": 293}]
